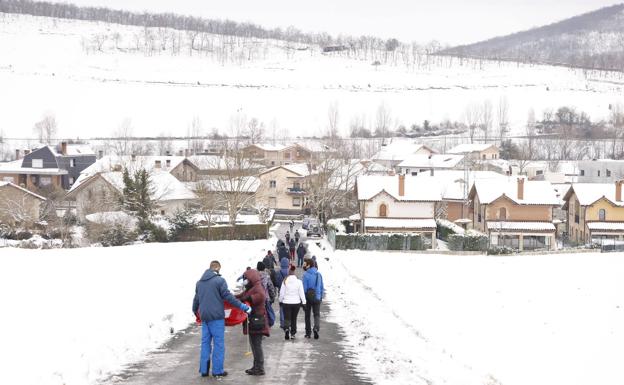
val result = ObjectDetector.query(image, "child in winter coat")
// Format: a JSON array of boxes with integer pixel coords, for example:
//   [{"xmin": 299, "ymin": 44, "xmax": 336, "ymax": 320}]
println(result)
[{"xmin": 278, "ymin": 265, "xmax": 306, "ymax": 340}]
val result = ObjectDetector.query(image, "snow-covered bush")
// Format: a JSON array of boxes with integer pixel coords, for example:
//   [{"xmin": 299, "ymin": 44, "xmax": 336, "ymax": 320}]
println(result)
[
  {"xmin": 168, "ymin": 208, "xmax": 198, "ymax": 241},
  {"xmin": 487, "ymin": 246, "xmax": 516, "ymax": 255},
  {"xmin": 138, "ymin": 220, "xmax": 169, "ymax": 243},
  {"xmin": 99, "ymin": 223, "xmax": 136, "ymax": 247},
  {"xmin": 436, "ymin": 219, "xmax": 465, "ymax": 241},
  {"xmin": 448, "ymin": 231, "xmax": 488, "ymax": 252}
]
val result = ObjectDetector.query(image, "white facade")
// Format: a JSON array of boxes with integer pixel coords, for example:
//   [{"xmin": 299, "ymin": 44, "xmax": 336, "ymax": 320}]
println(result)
[{"xmin": 364, "ymin": 191, "xmax": 434, "ymax": 219}]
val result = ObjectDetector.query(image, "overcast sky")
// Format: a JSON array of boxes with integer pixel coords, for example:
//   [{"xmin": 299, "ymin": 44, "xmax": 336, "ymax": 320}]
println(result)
[{"xmin": 51, "ymin": 0, "xmax": 620, "ymax": 45}]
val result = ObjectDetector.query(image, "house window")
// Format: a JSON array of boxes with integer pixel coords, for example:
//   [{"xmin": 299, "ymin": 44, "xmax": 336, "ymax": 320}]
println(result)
[
  {"xmin": 271, "ymin": 161, "xmax": 275, "ymax": 166},
  {"xmin": 499, "ymin": 207, "xmax": 507, "ymax": 220},
  {"xmin": 69, "ymin": 177, "xmax": 75, "ymax": 185},
  {"xmin": 285, "ymin": 152, "xmax": 291, "ymax": 159},
  {"xmin": 379, "ymin": 203, "xmax": 388, "ymax": 217},
  {"xmin": 478, "ymin": 213, "xmax": 482, "ymax": 223},
  {"xmin": 160, "ymin": 210, "xmax": 165, "ymax": 215},
  {"xmin": 599, "ymin": 209, "xmax": 606, "ymax": 221},
  {"xmin": 166, "ymin": 159, "xmax": 171, "ymax": 167},
  {"xmin": 598, "ymin": 170, "xmax": 601, "ymax": 177},
  {"xmin": 40, "ymin": 176, "xmax": 52, "ymax": 186},
  {"xmin": 269, "ymin": 180, "xmax": 277, "ymax": 188},
  {"xmin": 575, "ymin": 201, "xmax": 580, "ymax": 224},
  {"xmin": 70, "ymin": 158, "xmax": 76, "ymax": 168},
  {"xmin": 482, "ymin": 154, "xmax": 486, "ymax": 160},
  {"xmin": 607, "ymin": 169, "xmax": 612, "ymax": 177},
  {"xmin": 536, "ymin": 170, "xmax": 544, "ymax": 175},
  {"xmin": 32, "ymin": 159, "xmax": 43, "ymax": 168},
  {"xmin": 2, "ymin": 176, "xmax": 15, "ymax": 183},
  {"xmin": 580, "ymin": 170, "xmax": 585, "ymax": 176},
  {"xmin": 292, "ymin": 197, "xmax": 301, "ymax": 207}
]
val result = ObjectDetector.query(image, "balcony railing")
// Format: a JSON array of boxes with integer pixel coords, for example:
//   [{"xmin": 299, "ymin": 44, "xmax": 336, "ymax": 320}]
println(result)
[{"xmin": 287, "ymin": 187, "xmax": 307, "ymax": 195}]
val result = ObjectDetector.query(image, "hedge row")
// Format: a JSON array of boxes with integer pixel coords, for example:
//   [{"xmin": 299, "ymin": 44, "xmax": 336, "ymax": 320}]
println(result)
[
  {"xmin": 448, "ymin": 232, "xmax": 489, "ymax": 251},
  {"xmin": 178, "ymin": 224, "xmax": 268, "ymax": 241},
  {"xmin": 335, "ymin": 233, "xmax": 429, "ymax": 251}
]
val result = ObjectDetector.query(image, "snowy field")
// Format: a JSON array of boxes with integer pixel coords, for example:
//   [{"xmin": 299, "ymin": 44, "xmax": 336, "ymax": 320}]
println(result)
[
  {"xmin": 310, "ymin": 241, "xmax": 624, "ymax": 385},
  {"xmin": 0, "ymin": 13, "xmax": 623, "ymax": 139},
  {"xmin": 0, "ymin": 239, "xmax": 273, "ymax": 385}
]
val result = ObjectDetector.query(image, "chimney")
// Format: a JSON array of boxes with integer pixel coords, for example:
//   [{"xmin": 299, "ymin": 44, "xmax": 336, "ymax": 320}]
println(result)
[
  {"xmin": 24, "ymin": 149, "xmax": 31, "ymax": 155},
  {"xmin": 98, "ymin": 150, "xmax": 103, "ymax": 159},
  {"xmin": 15, "ymin": 149, "xmax": 20, "ymax": 160},
  {"xmin": 517, "ymin": 178, "xmax": 524, "ymax": 200},
  {"xmin": 61, "ymin": 141, "xmax": 67, "ymax": 156},
  {"xmin": 616, "ymin": 180, "xmax": 622, "ymax": 202},
  {"xmin": 131, "ymin": 154, "xmax": 136, "ymax": 161},
  {"xmin": 166, "ymin": 159, "xmax": 171, "ymax": 168},
  {"xmin": 430, "ymin": 169, "xmax": 434, "ymax": 176},
  {"xmin": 155, "ymin": 160, "xmax": 162, "ymax": 169},
  {"xmin": 398, "ymin": 174, "xmax": 405, "ymax": 197}
]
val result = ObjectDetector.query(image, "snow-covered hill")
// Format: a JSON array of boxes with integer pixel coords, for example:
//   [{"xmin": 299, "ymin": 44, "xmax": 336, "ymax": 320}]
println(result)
[
  {"xmin": 442, "ymin": 3, "xmax": 624, "ymax": 72},
  {"xmin": 0, "ymin": 13, "xmax": 623, "ymax": 139}
]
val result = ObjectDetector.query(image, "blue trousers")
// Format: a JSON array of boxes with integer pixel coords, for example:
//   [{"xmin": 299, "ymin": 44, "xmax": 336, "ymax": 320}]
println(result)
[{"xmin": 199, "ymin": 319, "xmax": 225, "ymax": 375}]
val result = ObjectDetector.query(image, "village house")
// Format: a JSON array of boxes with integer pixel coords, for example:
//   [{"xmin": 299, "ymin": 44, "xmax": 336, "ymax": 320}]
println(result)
[
  {"xmin": 469, "ymin": 178, "xmax": 559, "ymax": 251},
  {"xmin": 242, "ymin": 143, "xmax": 313, "ymax": 167},
  {"xmin": 355, "ymin": 174, "xmax": 440, "ymax": 248},
  {"xmin": 256, "ymin": 163, "xmax": 311, "ymax": 213},
  {"xmin": 562, "ymin": 182, "xmax": 624, "ymax": 244},
  {"xmin": 397, "ymin": 154, "xmax": 464, "ymax": 176},
  {"xmin": 0, "ymin": 181, "xmax": 46, "ymax": 226},
  {"xmin": 448, "ymin": 143, "xmax": 500, "ymax": 160},
  {"xmin": 0, "ymin": 142, "xmax": 96, "ymax": 191},
  {"xmin": 577, "ymin": 159, "xmax": 624, "ymax": 183},
  {"xmin": 64, "ymin": 170, "xmax": 198, "ymax": 221},
  {"xmin": 372, "ymin": 140, "xmax": 437, "ymax": 169},
  {"xmin": 187, "ymin": 155, "xmax": 265, "ymax": 178}
]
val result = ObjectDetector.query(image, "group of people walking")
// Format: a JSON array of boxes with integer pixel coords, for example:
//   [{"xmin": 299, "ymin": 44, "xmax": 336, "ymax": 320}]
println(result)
[{"xmin": 191, "ymin": 224, "xmax": 324, "ymax": 378}]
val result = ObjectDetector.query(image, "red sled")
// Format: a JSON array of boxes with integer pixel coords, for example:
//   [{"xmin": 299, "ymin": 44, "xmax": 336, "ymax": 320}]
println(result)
[{"xmin": 224, "ymin": 301, "xmax": 250, "ymax": 327}]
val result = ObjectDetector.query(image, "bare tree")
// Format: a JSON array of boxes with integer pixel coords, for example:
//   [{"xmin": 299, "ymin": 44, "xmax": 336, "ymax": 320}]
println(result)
[
  {"xmin": 111, "ymin": 118, "xmax": 134, "ymax": 156},
  {"xmin": 33, "ymin": 113, "xmax": 58, "ymax": 144},
  {"xmin": 375, "ymin": 102, "xmax": 392, "ymax": 141},
  {"xmin": 0, "ymin": 191, "xmax": 40, "ymax": 229},
  {"xmin": 157, "ymin": 133, "xmax": 173, "ymax": 156},
  {"xmin": 327, "ymin": 101, "xmax": 340, "ymax": 140},
  {"xmin": 526, "ymin": 108, "xmax": 536, "ymax": 158},
  {"xmin": 610, "ymin": 102, "xmax": 624, "ymax": 158},
  {"xmin": 464, "ymin": 104, "xmax": 481, "ymax": 143},
  {"xmin": 480, "ymin": 100, "xmax": 493, "ymax": 142},
  {"xmin": 497, "ymin": 96, "xmax": 509, "ymax": 145},
  {"xmin": 245, "ymin": 118, "xmax": 265, "ymax": 144},
  {"xmin": 187, "ymin": 117, "xmax": 204, "ymax": 155}
]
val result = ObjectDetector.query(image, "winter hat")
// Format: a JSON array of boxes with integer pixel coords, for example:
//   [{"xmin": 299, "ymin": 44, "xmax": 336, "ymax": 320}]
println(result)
[
  {"xmin": 288, "ymin": 265, "xmax": 296, "ymax": 275},
  {"xmin": 257, "ymin": 261, "xmax": 266, "ymax": 271},
  {"xmin": 267, "ymin": 250, "xmax": 273, "ymax": 255}
]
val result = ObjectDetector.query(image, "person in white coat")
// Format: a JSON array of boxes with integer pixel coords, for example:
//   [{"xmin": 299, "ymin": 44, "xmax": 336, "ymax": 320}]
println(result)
[{"xmin": 278, "ymin": 265, "xmax": 306, "ymax": 340}]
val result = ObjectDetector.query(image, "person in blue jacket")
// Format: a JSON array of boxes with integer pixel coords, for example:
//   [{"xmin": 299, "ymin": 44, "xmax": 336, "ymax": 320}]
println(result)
[
  {"xmin": 275, "ymin": 256, "xmax": 290, "ymax": 329},
  {"xmin": 302, "ymin": 258, "xmax": 324, "ymax": 339},
  {"xmin": 193, "ymin": 260, "xmax": 251, "ymax": 378}
]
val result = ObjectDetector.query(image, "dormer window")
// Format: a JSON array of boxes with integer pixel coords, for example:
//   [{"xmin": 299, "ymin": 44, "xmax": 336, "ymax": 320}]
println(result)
[{"xmin": 32, "ymin": 159, "xmax": 43, "ymax": 168}]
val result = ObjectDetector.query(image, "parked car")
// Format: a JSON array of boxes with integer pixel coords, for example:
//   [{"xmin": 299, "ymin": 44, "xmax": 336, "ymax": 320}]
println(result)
[
  {"xmin": 307, "ymin": 223, "xmax": 322, "ymax": 238},
  {"xmin": 302, "ymin": 217, "xmax": 316, "ymax": 230}
]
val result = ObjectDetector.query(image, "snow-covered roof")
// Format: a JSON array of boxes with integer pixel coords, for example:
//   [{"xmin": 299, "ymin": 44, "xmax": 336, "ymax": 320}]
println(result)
[
  {"xmin": 566, "ymin": 183, "xmax": 624, "ymax": 207},
  {"xmin": 357, "ymin": 175, "xmax": 442, "ymax": 202},
  {"xmin": 486, "ymin": 221, "xmax": 556, "ymax": 232},
  {"xmin": 261, "ymin": 163, "xmax": 311, "ymax": 177},
  {"xmin": 415, "ymin": 170, "xmax": 507, "ymax": 200},
  {"xmin": 365, "ymin": 218, "xmax": 437, "ymax": 230},
  {"xmin": 587, "ymin": 222, "xmax": 624, "ymax": 231},
  {"xmin": 0, "ymin": 160, "xmax": 68, "ymax": 175},
  {"xmin": 365, "ymin": 162, "xmax": 392, "ymax": 174},
  {"xmin": 472, "ymin": 178, "xmax": 559, "ymax": 205},
  {"xmin": 447, "ymin": 143, "xmax": 497, "ymax": 154},
  {"xmin": 188, "ymin": 177, "xmax": 260, "ymax": 193},
  {"xmin": 85, "ymin": 211, "xmax": 137, "ymax": 227},
  {"xmin": 0, "ymin": 181, "xmax": 46, "ymax": 200},
  {"xmin": 397, "ymin": 154, "xmax": 464, "ymax": 169},
  {"xmin": 373, "ymin": 140, "xmax": 437, "ymax": 161},
  {"xmin": 247, "ymin": 143, "xmax": 291, "ymax": 152},
  {"xmin": 71, "ymin": 171, "xmax": 197, "ymax": 202},
  {"xmin": 49, "ymin": 144, "xmax": 95, "ymax": 156}
]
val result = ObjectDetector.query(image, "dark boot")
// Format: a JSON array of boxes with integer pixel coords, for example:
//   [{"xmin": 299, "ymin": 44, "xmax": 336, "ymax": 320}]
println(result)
[
  {"xmin": 314, "ymin": 331, "xmax": 319, "ymax": 339},
  {"xmin": 213, "ymin": 371, "xmax": 228, "ymax": 378},
  {"xmin": 285, "ymin": 330, "xmax": 290, "ymax": 340}
]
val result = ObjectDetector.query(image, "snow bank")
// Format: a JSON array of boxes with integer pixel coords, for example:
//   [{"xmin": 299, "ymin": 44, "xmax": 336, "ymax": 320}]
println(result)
[
  {"xmin": 0, "ymin": 239, "xmax": 274, "ymax": 385},
  {"xmin": 314, "ymin": 242, "xmax": 624, "ymax": 385}
]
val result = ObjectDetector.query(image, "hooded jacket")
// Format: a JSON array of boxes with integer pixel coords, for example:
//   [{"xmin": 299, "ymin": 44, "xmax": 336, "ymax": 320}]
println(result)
[
  {"xmin": 296, "ymin": 244, "xmax": 306, "ymax": 258},
  {"xmin": 277, "ymin": 244, "xmax": 289, "ymax": 261},
  {"xmin": 279, "ymin": 274, "xmax": 306, "ymax": 305},
  {"xmin": 237, "ymin": 269, "xmax": 269, "ymax": 336},
  {"xmin": 192, "ymin": 269, "xmax": 244, "ymax": 322},
  {"xmin": 275, "ymin": 257, "xmax": 290, "ymax": 288},
  {"xmin": 302, "ymin": 267, "xmax": 324, "ymax": 302}
]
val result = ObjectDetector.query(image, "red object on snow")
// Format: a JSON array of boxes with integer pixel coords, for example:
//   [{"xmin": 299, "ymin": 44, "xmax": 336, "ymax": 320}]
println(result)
[{"xmin": 224, "ymin": 301, "xmax": 250, "ymax": 327}]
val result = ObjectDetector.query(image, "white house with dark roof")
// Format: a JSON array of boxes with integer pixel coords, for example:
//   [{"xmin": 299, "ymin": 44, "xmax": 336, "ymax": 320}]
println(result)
[
  {"xmin": 356, "ymin": 174, "xmax": 441, "ymax": 247},
  {"xmin": 469, "ymin": 177, "xmax": 560, "ymax": 250}
]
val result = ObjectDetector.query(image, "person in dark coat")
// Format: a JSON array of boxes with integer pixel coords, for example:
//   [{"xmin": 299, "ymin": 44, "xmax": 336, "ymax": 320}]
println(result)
[
  {"xmin": 285, "ymin": 231, "xmax": 291, "ymax": 244},
  {"xmin": 288, "ymin": 238, "xmax": 296, "ymax": 260},
  {"xmin": 296, "ymin": 243, "xmax": 306, "ymax": 268},
  {"xmin": 262, "ymin": 250, "xmax": 278, "ymax": 271},
  {"xmin": 302, "ymin": 259, "xmax": 324, "ymax": 339},
  {"xmin": 294, "ymin": 230, "xmax": 300, "ymax": 244},
  {"xmin": 192, "ymin": 261, "xmax": 251, "ymax": 378},
  {"xmin": 236, "ymin": 269, "xmax": 268, "ymax": 376},
  {"xmin": 277, "ymin": 243, "xmax": 289, "ymax": 262}
]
